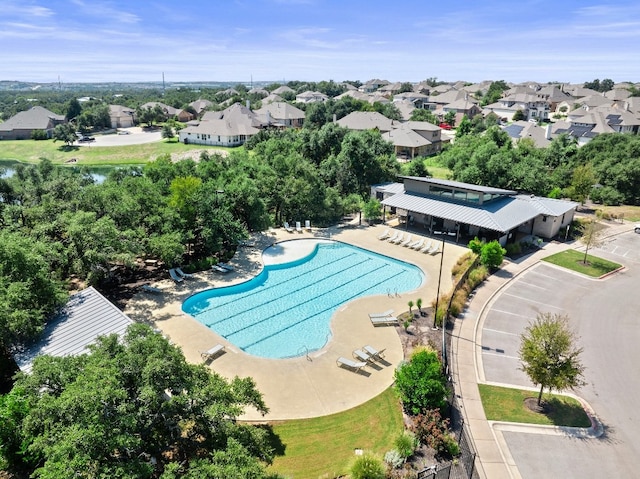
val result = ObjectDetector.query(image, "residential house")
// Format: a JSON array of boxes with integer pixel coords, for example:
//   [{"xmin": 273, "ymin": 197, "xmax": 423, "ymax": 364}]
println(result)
[
  {"xmin": 254, "ymin": 102, "xmax": 306, "ymax": 128},
  {"xmin": 382, "ymin": 121, "xmax": 442, "ymax": 159},
  {"xmin": 375, "ymin": 177, "xmax": 577, "ymax": 245},
  {"xmin": 483, "ymin": 93, "xmax": 550, "ymax": 122},
  {"xmin": 393, "ymin": 92, "xmax": 429, "ymax": 109},
  {"xmin": 271, "ymin": 85, "xmax": 295, "ymax": 96},
  {"xmin": 261, "ymin": 93, "xmax": 284, "ymax": 104},
  {"xmin": 336, "ymin": 111, "xmax": 395, "ymax": 133},
  {"xmin": 140, "ymin": 101, "xmax": 195, "ymax": 122},
  {"xmin": 179, "ymin": 102, "xmax": 263, "ymax": 146},
  {"xmin": 378, "ymin": 82, "xmax": 403, "ymax": 96},
  {"xmin": 108, "ymin": 105, "xmax": 135, "ymax": 129},
  {"xmin": 359, "ymin": 79, "xmax": 390, "ymax": 93},
  {"xmin": 189, "ymin": 99, "xmax": 214, "ymax": 115},
  {"xmin": 0, "ymin": 106, "xmax": 66, "ymax": 140},
  {"xmin": 442, "ymin": 98, "xmax": 482, "ymax": 123},
  {"xmin": 502, "ymin": 121, "xmax": 552, "ymax": 148},
  {"xmin": 295, "ymin": 90, "xmax": 329, "ymax": 103}
]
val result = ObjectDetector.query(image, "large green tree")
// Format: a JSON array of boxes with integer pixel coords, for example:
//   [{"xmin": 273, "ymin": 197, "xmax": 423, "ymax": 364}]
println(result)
[
  {"xmin": 394, "ymin": 348, "xmax": 448, "ymax": 415},
  {"xmin": 519, "ymin": 313, "xmax": 586, "ymax": 406},
  {"xmin": 0, "ymin": 324, "xmax": 281, "ymax": 478}
]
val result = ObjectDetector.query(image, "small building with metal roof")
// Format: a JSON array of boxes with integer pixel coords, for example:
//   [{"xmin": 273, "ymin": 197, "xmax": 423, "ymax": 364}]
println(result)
[
  {"xmin": 13, "ymin": 287, "xmax": 133, "ymax": 373},
  {"xmin": 374, "ymin": 177, "xmax": 577, "ymax": 245}
]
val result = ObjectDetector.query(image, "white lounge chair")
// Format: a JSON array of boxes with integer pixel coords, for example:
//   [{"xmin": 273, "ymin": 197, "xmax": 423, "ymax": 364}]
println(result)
[
  {"xmin": 392, "ymin": 233, "xmax": 404, "ymax": 244},
  {"xmin": 200, "ymin": 344, "xmax": 226, "ymax": 361},
  {"xmin": 420, "ymin": 240, "xmax": 433, "ymax": 253},
  {"xmin": 353, "ymin": 349, "xmax": 376, "ymax": 364},
  {"xmin": 176, "ymin": 267, "xmax": 194, "ymax": 279},
  {"xmin": 401, "ymin": 235, "xmax": 413, "ymax": 247},
  {"xmin": 284, "ymin": 221, "xmax": 294, "ymax": 233},
  {"xmin": 142, "ymin": 284, "xmax": 162, "ymax": 294},
  {"xmin": 218, "ymin": 262, "xmax": 235, "ymax": 272},
  {"xmin": 295, "ymin": 221, "xmax": 303, "ymax": 233},
  {"xmin": 169, "ymin": 268, "xmax": 184, "ymax": 283},
  {"xmin": 377, "ymin": 228, "xmax": 390, "ymax": 240},
  {"xmin": 387, "ymin": 232, "xmax": 399, "ymax": 243},
  {"xmin": 305, "ymin": 219, "xmax": 312, "ymax": 231},
  {"xmin": 363, "ymin": 345, "xmax": 386, "ymax": 361},
  {"xmin": 336, "ymin": 356, "xmax": 367, "ymax": 373},
  {"xmin": 369, "ymin": 309, "xmax": 394, "ymax": 318},
  {"xmin": 410, "ymin": 239, "xmax": 424, "ymax": 250},
  {"xmin": 370, "ymin": 315, "xmax": 399, "ymax": 326},
  {"xmin": 428, "ymin": 244, "xmax": 441, "ymax": 255}
]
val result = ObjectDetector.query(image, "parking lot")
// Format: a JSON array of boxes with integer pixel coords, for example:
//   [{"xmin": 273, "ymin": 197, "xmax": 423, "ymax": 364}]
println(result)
[{"xmin": 479, "ymin": 231, "xmax": 640, "ymax": 478}]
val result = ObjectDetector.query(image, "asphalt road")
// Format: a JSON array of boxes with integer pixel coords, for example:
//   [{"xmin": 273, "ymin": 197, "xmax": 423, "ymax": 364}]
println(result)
[
  {"xmin": 76, "ymin": 127, "xmax": 162, "ymax": 147},
  {"xmin": 480, "ymin": 231, "xmax": 640, "ymax": 478}
]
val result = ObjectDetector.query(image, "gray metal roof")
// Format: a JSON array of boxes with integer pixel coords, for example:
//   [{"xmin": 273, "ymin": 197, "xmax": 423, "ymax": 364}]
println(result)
[
  {"xmin": 382, "ymin": 191, "xmax": 576, "ymax": 233},
  {"xmin": 14, "ymin": 287, "xmax": 133, "ymax": 373},
  {"xmin": 400, "ymin": 177, "xmax": 517, "ymax": 195}
]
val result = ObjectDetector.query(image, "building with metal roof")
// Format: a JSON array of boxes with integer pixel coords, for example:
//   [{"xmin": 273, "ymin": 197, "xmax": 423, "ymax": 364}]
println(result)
[
  {"xmin": 374, "ymin": 177, "xmax": 577, "ymax": 245},
  {"xmin": 14, "ymin": 287, "xmax": 133, "ymax": 373}
]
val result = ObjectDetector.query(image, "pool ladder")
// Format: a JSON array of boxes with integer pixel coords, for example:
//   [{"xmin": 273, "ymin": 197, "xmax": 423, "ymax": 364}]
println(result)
[{"xmin": 298, "ymin": 345, "xmax": 312, "ymax": 361}]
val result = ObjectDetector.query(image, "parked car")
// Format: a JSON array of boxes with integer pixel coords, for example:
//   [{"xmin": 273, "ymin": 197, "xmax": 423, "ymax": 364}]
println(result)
[
  {"xmin": 78, "ymin": 136, "xmax": 95, "ymax": 143},
  {"xmin": 439, "ymin": 122, "xmax": 452, "ymax": 130},
  {"xmin": 635, "ymin": 224, "xmax": 640, "ymax": 233}
]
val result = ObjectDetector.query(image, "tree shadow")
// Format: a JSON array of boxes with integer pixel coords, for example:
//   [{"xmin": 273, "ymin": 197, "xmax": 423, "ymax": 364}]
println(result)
[
  {"xmin": 256, "ymin": 424, "xmax": 287, "ymax": 457},
  {"xmin": 57, "ymin": 144, "xmax": 79, "ymax": 152}
]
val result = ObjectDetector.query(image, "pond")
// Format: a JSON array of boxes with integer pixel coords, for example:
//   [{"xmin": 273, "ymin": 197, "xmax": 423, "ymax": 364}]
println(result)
[{"xmin": 0, "ymin": 159, "xmax": 142, "ymax": 184}]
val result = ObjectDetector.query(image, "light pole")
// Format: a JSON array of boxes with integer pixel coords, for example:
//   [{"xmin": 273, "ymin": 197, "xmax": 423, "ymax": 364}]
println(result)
[{"xmin": 432, "ymin": 235, "xmax": 446, "ymax": 329}]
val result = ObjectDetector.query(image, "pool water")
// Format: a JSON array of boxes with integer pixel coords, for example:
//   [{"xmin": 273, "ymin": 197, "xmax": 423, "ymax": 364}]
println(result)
[{"xmin": 182, "ymin": 241, "xmax": 424, "ymax": 358}]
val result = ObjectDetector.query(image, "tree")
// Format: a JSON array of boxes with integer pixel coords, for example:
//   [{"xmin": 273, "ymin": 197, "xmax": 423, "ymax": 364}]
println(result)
[
  {"xmin": 567, "ymin": 164, "xmax": 596, "ymax": 204},
  {"xmin": 363, "ymin": 198, "xmax": 382, "ymax": 224},
  {"xmin": 0, "ymin": 324, "xmax": 278, "ymax": 478},
  {"xmin": 578, "ymin": 219, "xmax": 605, "ymax": 265},
  {"xmin": 394, "ymin": 348, "xmax": 448, "ymax": 415},
  {"xmin": 161, "ymin": 124, "xmax": 175, "ymax": 139},
  {"xmin": 481, "ymin": 80, "xmax": 509, "ymax": 106},
  {"xmin": 456, "ymin": 115, "xmax": 472, "ymax": 137},
  {"xmin": 480, "ymin": 240, "xmax": 506, "ymax": 269},
  {"xmin": 444, "ymin": 110, "xmax": 456, "ymax": 127},
  {"xmin": 519, "ymin": 313, "xmax": 586, "ymax": 406},
  {"xmin": 52, "ymin": 122, "xmax": 78, "ymax": 146},
  {"xmin": 410, "ymin": 108, "xmax": 438, "ymax": 125},
  {"xmin": 512, "ymin": 109, "xmax": 526, "ymax": 121},
  {"xmin": 65, "ymin": 98, "xmax": 82, "ymax": 121}
]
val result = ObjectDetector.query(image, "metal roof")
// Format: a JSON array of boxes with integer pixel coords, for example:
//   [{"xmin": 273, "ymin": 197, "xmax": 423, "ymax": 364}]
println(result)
[
  {"xmin": 14, "ymin": 287, "xmax": 133, "ymax": 373},
  {"xmin": 382, "ymin": 191, "xmax": 576, "ymax": 233},
  {"xmin": 399, "ymin": 177, "xmax": 517, "ymax": 196}
]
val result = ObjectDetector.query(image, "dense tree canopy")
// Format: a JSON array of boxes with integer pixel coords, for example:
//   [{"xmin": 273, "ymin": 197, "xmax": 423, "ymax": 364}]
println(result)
[{"xmin": 0, "ymin": 324, "xmax": 281, "ymax": 478}]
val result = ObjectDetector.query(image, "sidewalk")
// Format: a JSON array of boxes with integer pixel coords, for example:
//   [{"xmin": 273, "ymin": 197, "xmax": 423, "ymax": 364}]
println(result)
[{"xmin": 450, "ymin": 221, "xmax": 632, "ymax": 479}]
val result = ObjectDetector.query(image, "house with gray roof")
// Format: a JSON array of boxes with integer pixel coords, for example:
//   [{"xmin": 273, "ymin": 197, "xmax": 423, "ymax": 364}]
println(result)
[
  {"xmin": 109, "ymin": 105, "xmax": 135, "ymax": 128},
  {"xmin": 179, "ymin": 102, "xmax": 262, "ymax": 146},
  {"xmin": 0, "ymin": 106, "xmax": 66, "ymax": 140},
  {"xmin": 295, "ymin": 90, "xmax": 329, "ymax": 103},
  {"xmin": 13, "ymin": 287, "xmax": 133, "ymax": 373},
  {"xmin": 375, "ymin": 177, "xmax": 576, "ymax": 245},
  {"xmin": 502, "ymin": 121, "xmax": 552, "ymax": 148},
  {"xmin": 254, "ymin": 102, "xmax": 305, "ymax": 128},
  {"xmin": 336, "ymin": 111, "xmax": 396, "ymax": 132},
  {"xmin": 271, "ymin": 85, "xmax": 295, "ymax": 95},
  {"xmin": 189, "ymin": 99, "xmax": 214, "ymax": 115}
]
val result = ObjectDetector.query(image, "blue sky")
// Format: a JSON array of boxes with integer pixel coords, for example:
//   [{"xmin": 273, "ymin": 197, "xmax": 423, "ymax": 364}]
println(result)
[{"xmin": 2, "ymin": 0, "xmax": 639, "ymax": 84}]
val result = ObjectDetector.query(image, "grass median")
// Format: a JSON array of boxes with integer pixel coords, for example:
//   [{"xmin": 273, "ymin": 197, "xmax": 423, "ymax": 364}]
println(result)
[
  {"xmin": 266, "ymin": 387, "xmax": 403, "ymax": 479},
  {"xmin": 479, "ymin": 384, "xmax": 591, "ymax": 427},
  {"xmin": 542, "ymin": 249, "xmax": 621, "ymax": 277}
]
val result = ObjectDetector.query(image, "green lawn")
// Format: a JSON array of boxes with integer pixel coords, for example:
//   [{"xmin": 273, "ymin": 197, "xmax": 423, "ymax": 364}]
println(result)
[
  {"xmin": 266, "ymin": 387, "xmax": 403, "ymax": 479},
  {"xmin": 542, "ymin": 249, "xmax": 622, "ymax": 277},
  {"xmin": 423, "ymin": 157, "xmax": 451, "ymax": 179},
  {"xmin": 0, "ymin": 138, "xmax": 237, "ymax": 166},
  {"xmin": 479, "ymin": 384, "xmax": 591, "ymax": 427}
]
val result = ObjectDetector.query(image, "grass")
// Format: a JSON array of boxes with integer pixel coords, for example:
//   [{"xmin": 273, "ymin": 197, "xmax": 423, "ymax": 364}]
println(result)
[
  {"xmin": 266, "ymin": 387, "xmax": 403, "ymax": 479},
  {"xmin": 0, "ymin": 138, "xmax": 237, "ymax": 166},
  {"xmin": 479, "ymin": 384, "xmax": 591, "ymax": 427},
  {"xmin": 594, "ymin": 204, "xmax": 640, "ymax": 223},
  {"xmin": 542, "ymin": 249, "xmax": 621, "ymax": 277},
  {"xmin": 423, "ymin": 157, "xmax": 451, "ymax": 179}
]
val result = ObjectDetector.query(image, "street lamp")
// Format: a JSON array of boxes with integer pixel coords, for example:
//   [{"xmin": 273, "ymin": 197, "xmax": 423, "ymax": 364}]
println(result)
[{"xmin": 432, "ymin": 235, "xmax": 446, "ymax": 329}]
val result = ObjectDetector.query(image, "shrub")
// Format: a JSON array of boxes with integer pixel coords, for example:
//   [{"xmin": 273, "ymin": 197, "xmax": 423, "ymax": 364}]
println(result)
[
  {"xmin": 350, "ymin": 453, "xmax": 386, "ymax": 479},
  {"xmin": 480, "ymin": 240, "xmax": 506, "ymax": 269},
  {"xmin": 394, "ymin": 431, "xmax": 418, "ymax": 460},
  {"xmin": 590, "ymin": 185, "xmax": 624, "ymax": 206},
  {"xmin": 466, "ymin": 265, "xmax": 488, "ymax": 291},
  {"xmin": 504, "ymin": 242, "xmax": 522, "ymax": 257},
  {"xmin": 384, "ymin": 449, "xmax": 404, "ymax": 469},
  {"xmin": 467, "ymin": 237, "xmax": 483, "ymax": 254},
  {"xmin": 430, "ymin": 294, "xmax": 449, "ymax": 328},
  {"xmin": 394, "ymin": 348, "xmax": 448, "ymax": 415},
  {"xmin": 412, "ymin": 409, "xmax": 459, "ymax": 458},
  {"xmin": 449, "ymin": 289, "xmax": 467, "ymax": 317},
  {"xmin": 31, "ymin": 129, "xmax": 48, "ymax": 140}
]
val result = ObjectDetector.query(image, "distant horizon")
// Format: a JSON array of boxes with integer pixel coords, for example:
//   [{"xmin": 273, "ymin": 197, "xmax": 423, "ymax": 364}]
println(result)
[{"xmin": 3, "ymin": 0, "xmax": 640, "ymax": 84}]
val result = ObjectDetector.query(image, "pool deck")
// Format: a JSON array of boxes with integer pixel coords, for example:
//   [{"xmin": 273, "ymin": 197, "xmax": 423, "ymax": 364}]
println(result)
[{"xmin": 123, "ymin": 222, "xmax": 467, "ymax": 421}]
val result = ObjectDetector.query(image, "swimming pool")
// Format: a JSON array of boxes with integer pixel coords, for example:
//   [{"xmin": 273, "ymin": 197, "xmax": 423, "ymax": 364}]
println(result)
[{"xmin": 182, "ymin": 240, "xmax": 424, "ymax": 358}]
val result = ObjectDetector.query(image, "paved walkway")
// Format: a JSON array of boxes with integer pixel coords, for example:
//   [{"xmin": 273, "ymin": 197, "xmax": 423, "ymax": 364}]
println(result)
[
  {"xmin": 450, "ymin": 219, "xmax": 632, "ymax": 479},
  {"xmin": 124, "ymin": 222, "xmax": 468, "ymax": 421}
]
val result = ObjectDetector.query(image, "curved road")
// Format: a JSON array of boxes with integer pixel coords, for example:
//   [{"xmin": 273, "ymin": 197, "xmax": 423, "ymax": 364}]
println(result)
[{"xmin": 480, "ymin": 231, "xmax": 640, "ymax": 478}]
